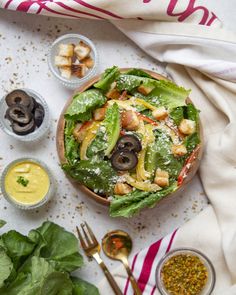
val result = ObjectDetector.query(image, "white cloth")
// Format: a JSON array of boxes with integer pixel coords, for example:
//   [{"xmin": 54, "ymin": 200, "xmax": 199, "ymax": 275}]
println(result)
[{"xmin": 1, "ymin": 0, "xmax": 236, "ymax": 294}]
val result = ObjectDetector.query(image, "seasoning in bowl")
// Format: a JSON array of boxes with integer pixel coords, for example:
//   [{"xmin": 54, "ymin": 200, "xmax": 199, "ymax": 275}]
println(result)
[
  {"xmin": 156, "ymin": 248, "xmax": 215, "ymax": 295},
  {"xmin": 1, "ymin": 158, "xmax": 55, "ymax": 209},
  {"xmin": 55, "ymin": 41, "xmax": 94, "ymax": 80}
]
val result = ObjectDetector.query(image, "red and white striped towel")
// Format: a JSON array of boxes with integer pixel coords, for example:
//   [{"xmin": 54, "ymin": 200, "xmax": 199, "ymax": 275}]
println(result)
[{"xmin": 1, "ymin": 1, "xmax": 236, "ymax": 294}]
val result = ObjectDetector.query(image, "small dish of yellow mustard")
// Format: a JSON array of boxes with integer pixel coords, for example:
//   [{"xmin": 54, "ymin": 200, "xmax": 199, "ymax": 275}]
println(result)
[{"xmin": 1, "ymin": 158, "xmax": 55, "ymax": 209}]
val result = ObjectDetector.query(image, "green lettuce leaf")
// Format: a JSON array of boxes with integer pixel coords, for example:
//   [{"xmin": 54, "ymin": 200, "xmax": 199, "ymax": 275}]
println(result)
[
  {"xmin": 41, "ymin": 272, "xmax": 73, "ymax": 295},
  {"xmin": 28, "ymin": 222, "xmax": 83, "ymax": 273},
  {"xmin": 64, "ymin": 119, "xmax": 79, "ymax": 165},
  {"xmin": 117, "ymin": 75, "xmax": 189, "ymax": 109},
  {"xmin": 2, "ymin": 231, "xmax": 36, "ymax": 269},
  {"xmin": 170, "ymin": 107, "xmax": 184, "ymax": 125},
  {"xmin": 65, "ymin": 90, "xmax": 107, "ymax": 122},
  {"xmin": 0, "ymin": 247, "xmax": 13, "ymax": 288},
  {"xmin": 103, "ymin": 103, "xmax": 120, "ymax": 156},
  {"xmin": 87, "ymin": 103, "xmax": 120, "ymax": 158},
  {"xmin": 72, "ymin": 277, "xmax": 100, "ymax": 295},
  {"xmin": 145, "ymin": 131, "xmax": 183, "ymax": 180},
  {"xmin": 94, "ymin": 66, "xmax": 120, "ymax": 92},
  {"xmin": 185, "ymin": 103, "xmax": 199, "ymax": 123},
  {"xmin": 63, "ymin": 160, "xmax": 117, "ymax": 195},
  {"xmin": 0, "ymin": 220, "xmax": 6, "ymax": 229},
  {"xmin": 125, "ymin": 68, "xmax": 153, "ymax": 78},
  {"xmin": 110, "ymin": 183, "xmax": 177, "ymax": 218},
  {"xmin": 184, "ymin": 132, "xmax": 200, "ymax": 153}
]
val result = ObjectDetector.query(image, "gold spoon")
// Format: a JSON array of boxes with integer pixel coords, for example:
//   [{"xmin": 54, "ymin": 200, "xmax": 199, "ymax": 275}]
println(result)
[{"xmin": 102, "ymin": 230, "xmax": 142, "ymax": 295}]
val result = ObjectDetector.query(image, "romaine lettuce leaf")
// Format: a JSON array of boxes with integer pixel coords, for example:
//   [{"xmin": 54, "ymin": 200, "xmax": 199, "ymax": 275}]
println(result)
[
  {"xmin": 146, "ymin": 131, "xmax": 183, "ymax": 180},
  {"xmin": 94, "ymin": 66, "xmax": 120, "ymax": 92},
  {"xmin": 63, "ymin": 160, "xmax": 117, "ymax": 195},
  {"xmin": 185, "ymin": 103, "xmax": 199, "ymax": 123},
  {"xmin": 184, "ymin": 132, "xmax": 200, "ymax": 153},
  {"xmin": 110, "ymin": 183, "xmax": 177, "ymax": 218},
  {"xmin": 125, "ymin": 69, "xmax": 153, "ymax": 78},
  {"xmin": 117, "ymin": 74, "xmax": 189, "ymax": 109},
  {"xmin": 65, "ymin": 90, "xmax": 106, "ymax": 122},
  {"xmin": 64, "ymin": 119, "xmax": 79, "ymax": 165},
  {"xmin": 87, "ymin": 103, "xmax": 120, "ymax": 158},
  {"xmin": 170, "ymin": 107, "xmax": 184, "ymax": 125},
  {"xmin": 0, "ymin": 220, "xmax": 6, "ymax": 229}
]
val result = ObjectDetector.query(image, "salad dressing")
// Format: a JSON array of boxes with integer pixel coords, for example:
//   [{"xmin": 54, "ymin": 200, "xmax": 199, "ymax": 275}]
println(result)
[{"xmin": 4, "ymin": 161, "xmax": 50, "ymax": 205}]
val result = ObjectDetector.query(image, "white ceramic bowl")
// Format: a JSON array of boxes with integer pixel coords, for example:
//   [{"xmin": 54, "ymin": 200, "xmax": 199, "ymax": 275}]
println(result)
[
  {"xmin": 0, "ymin": 88, "xmax": 50, "ymax": 142},
  {"xmin": 48, "ymin": 33, "xmax": 99, "ymax": 89}
]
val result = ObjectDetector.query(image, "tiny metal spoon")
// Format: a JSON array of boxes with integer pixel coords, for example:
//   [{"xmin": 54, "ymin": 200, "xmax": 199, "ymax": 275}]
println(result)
[{"xmin": 102, "ymin": 230, "xmax": 142, "ymax": 295}]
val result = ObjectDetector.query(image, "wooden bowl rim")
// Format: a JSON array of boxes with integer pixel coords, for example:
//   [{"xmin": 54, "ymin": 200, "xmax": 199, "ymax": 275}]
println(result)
[{"xmin": 56, "ymin": 68, "xmax": 203, "ymax": 207}]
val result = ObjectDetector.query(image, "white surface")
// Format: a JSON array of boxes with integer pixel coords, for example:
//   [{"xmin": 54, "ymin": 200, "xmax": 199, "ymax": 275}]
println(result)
[{"xmin": 0, "ymin": 10, "xmax": 208, "ymax": 286}]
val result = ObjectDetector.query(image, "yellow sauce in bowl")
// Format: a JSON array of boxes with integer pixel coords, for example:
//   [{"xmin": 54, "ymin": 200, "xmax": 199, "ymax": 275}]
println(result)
[{"xmin": 4, "ymin": 161, "xmax": 50, "ymax": 206}]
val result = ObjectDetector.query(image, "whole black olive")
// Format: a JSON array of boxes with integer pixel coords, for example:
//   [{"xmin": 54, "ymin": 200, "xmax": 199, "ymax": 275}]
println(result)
[
  {"xmin": 5, "ymin": 89, "xmax": 33, "ymax": 108},
  {"xmin": 34, "ymin": 105, "xmax": 45, "ymax": 127},
  {"xmin": 12, "ymin": 119, "xmax": 35, "ymax": 136},
  {"xmin": 116, "ymin": 135, "xmax": 142, "ymax": 153},
  {"xmin": 5, "ymin": 105, "xmax": 32, "ymax": 125},
  {"xmin": 111, "ymin": 150, "xmax": 138, "ymax": 171}
]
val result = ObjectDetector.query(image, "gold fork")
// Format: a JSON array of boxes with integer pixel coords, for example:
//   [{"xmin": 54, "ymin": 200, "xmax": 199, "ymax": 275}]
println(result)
[{"xmin": 76, "ymin": 222, "xmax": 123, "ymax": 295}]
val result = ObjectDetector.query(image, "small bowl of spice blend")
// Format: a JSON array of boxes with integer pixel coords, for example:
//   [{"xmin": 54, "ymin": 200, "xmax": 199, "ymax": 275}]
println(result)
[{"xmin": 156, "ymin": 248, "xmax": 215, "ymax": 295}]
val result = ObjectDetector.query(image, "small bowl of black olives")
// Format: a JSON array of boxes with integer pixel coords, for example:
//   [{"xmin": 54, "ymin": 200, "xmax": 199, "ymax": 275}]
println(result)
[{"xmin": 0, "ymin": 89, "xmax": 50, "ymax": 142}]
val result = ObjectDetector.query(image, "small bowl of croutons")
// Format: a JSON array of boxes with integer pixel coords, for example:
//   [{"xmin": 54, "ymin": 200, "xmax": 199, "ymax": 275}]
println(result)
[{"xmin": 48, "ymin": 34, "xmax": 98, "ymax": 89}]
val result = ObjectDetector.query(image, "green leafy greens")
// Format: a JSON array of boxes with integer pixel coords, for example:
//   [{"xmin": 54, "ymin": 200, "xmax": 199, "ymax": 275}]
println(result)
[
  {"xmin": 65, "ymin": 89, "xmax": 107, "ymax": 122},
  {"xmin": 0, "ymin": 221, "xmax": 99, "ymax": 295},
  {"xmin": 16, "ymin": 176, "xmax": 29, "ymax": 187}
]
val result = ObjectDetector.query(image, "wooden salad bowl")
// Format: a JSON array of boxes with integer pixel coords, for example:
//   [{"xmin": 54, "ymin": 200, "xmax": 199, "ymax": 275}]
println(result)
[{"xmin": 56, "ymin": 69, "xmax": 203, "ymax": 207}]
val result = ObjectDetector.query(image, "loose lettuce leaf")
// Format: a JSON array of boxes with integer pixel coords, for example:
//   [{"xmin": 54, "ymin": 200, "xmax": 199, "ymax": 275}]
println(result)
[
  {"xmin": 72, "ymin": 277, "xmax": 100, "ymax": 295},
  {"xmin": 64, "ymin": 119, "xmax": 79, "ymax": 165},
  {"xmin": 94, "ymin": 66, "xmax": 120, "ymax": 92},
  {"xmin": 0, "ymin": 220, "xmax": 6, "ymax": 229},
  {"xmin": 63, "ymin": 160, "xmax": 117, "ymax": 195},
  {"xmin": 28, "ymin": 222, "xmax": 83, "ymax": 273},
  {"xmin": 0, "ymin": 222, "xmax": 100, "ymax": 294},
  {"xmin": 185, "ymin": 103, "xmax": 200, "ymax": 123},
  {"xmin": 41, "ymin": 272, "xmax": 73, "ymax": 295},
  {"xmin": 0, "ymin": 256, "xmax": 55, "ymax": 295},
  {"xmin": 0, "ymin": 247, "xmax": 13, "ymax": 288},
  {"xmin": 110, "ymin": 183, "xmax": 177, "ymax": 218},
  {"xmin": 65, "ymin": 90, "xmax": 106, "ymax": 122},
  {"xmin": 2, "ymin": 231, "xmax": 36, "ymax": 269}
]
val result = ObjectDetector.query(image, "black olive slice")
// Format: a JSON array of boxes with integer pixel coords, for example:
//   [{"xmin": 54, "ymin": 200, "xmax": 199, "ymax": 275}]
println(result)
[
  {"xmin": 12, "ymin": 119, "xmax": 35, "ymax": 136},
  {"xmin": 6, "ymin": 105, "xmax": 32, "ymax": 125},
  {"xmin": 34, "ymin": 106, "xmax": 45, "ymax": 127},
  {"xmin": 116, "ymin": 135, "xmax": 142, "ymax": 153},
  {"xmin": 5, "ymin": 89, "xmax": 33, "ymax": 108},
  {"xmin": 111, "ymin": 150, "xmax": 138, "ymax": 171}
]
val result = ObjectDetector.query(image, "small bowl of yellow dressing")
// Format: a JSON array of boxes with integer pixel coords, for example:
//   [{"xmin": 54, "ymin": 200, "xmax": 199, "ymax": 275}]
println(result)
[{"xmin": 1, "ymin": 158, "xmax": 55, "ymax": 209}]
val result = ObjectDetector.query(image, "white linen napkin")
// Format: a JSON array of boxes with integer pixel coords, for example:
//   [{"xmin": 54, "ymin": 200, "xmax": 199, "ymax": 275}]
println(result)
[{"xmin": 1, "ymin": 1, "xmax": 236, "ymax": 294}]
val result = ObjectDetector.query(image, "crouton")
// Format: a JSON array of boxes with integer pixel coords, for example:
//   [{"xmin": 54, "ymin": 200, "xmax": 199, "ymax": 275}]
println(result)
[
  {"xmin": 74, "ymin": 41, "xmax": 91, "ymax": 60},
  {"xmin": 152, "ymin": 107, "xmax": 168, "ymax": 120},
  {"xmin": 58, "ymin": 43, "xmax": 74, "ymax": 57}
]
